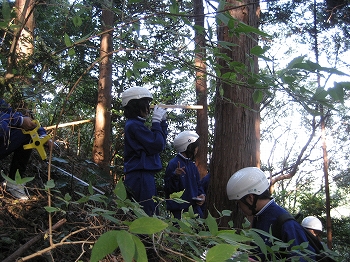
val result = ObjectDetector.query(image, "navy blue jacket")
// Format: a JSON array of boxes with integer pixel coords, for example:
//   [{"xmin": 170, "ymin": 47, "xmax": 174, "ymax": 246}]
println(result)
[
  {"xmin": 164, "ymin": 154, "xmax": 205, "ymax": 212},
  {"xmin": 253, "ymin": 200, "xmax": 316, "ymax": 261},
  {"xmin": 0, "ymin": 99, "xmax": 46, "ymax": 140},
  {"xmin": 123, "ymin": 117, "xmax": 167, "ymax": 174}
]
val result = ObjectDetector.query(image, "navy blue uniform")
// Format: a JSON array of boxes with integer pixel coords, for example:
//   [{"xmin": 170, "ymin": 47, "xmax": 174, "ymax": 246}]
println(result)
[
  {"xmin": 252, "ymin": 200, "xmax": 316, "ymax": 261},
  {"xmin": 123, "ymin": 116, "xmax": 167, "ymax": 216},
  {"xmin": 0, "ymin": 99, "xmax": 47, "ymax": 179},
  {"xmin": 164, "ymin": 153, "xmax": 205, "ymax": 219}
]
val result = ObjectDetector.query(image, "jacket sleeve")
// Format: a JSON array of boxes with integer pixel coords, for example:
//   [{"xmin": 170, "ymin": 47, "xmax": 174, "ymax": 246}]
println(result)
[
  {"xmin": 164, "ymin": 159, "xmax": 184, "ymax": 196},
  {"xmin": 130, "ymin": 122, "xmax": 167, "ymax": 155}
]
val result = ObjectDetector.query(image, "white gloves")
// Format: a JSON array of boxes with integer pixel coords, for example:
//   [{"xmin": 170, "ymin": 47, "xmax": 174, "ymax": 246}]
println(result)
[{"xmin": 152, "ymin": 105, "xmax": 167, "ymax": 123}]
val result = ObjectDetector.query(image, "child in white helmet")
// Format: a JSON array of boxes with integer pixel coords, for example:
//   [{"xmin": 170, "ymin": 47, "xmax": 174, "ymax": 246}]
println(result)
[
  {"xmin": 301, "ymin": 216, "xmax": 323, "ymax": 239},
  {"xmin": 164, "ymin": 130, "xmax": 205, "ymax": 219},
  {"xmin": 121, "ymin": 86, "xmax": 167, "ymax": 216},
  {"xmin": 226, "ymin": 167, "xmax": 316, "ymax": 261}
]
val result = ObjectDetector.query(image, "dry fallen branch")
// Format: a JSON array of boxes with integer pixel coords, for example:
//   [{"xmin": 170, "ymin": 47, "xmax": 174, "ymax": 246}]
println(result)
[{"xmin": 3, "ymin": 218, "xmax": 67, "ymax": 262}]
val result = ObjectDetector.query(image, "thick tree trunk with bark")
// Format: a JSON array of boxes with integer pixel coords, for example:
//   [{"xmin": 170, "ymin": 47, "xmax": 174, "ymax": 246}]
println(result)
[
  {"xmin": 193, "ymin": 0, "xmax": 209, "ymax": 178},
  {"xmin": 92, "ymin": 3, "xmax": 114, "ymax": 170},
  {"xmin": 208, "ymin": 0, "xmax": 260, "ymax": 227}
]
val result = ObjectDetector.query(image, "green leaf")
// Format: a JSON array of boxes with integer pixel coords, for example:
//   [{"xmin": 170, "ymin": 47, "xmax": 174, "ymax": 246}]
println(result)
[
  {"xmin": 236, "ymin": 21, "xmax": 270, "ymax": 37},
  {"xmin": 133, "ymin": 61, "xmax": 149, "ymax": 70},
  {"xmin": 132, "ymin": 235, "xmax": 147, "ymax": 262},
  {"xmin": 250, "ymin": 45, "xmax": 265, "ymax": 56},
  {"xmin": 88, "ymin": 183, "xmax": 93, "ymax": 195},
  {"xmin": 114, "ymin": 180, "xmax": 127, "ymax": 200},
  {"xmin": 169, "ymin": 189, "xmax": 185, "ymax": 199},
  {"xmin": 248, "ymin": 230, "xmax": 267, "ymax": 257},
  {"xmin": 252, "ymin": 89, "xmax": 263, "ymax": 103},
  {"xmin": 217, "ymin": 230, "xmax": 252, "ymax": 244},
  {"xmin": 64, "ymin": 33, "xmax": 72, "ymax": 47},
  {"xmin": 129, "ymin": 217, "xmax": 168, "ymax": 234},
  {"xmin": 72, "ymin": 15, "xmax": 83, "ymax": 27},
  {"xmin": 68, "ymin": 48, "xmax": 76, "ymax": 56},
  {"xmin": 91, "ymin": 230, "xmax": 119, "ymax": 262},
  {"xmin": 205, "ymin": 212, "xmax": 218, "ymax": 236},
  {"xmin": 117, "ymin": 230, "xmax": 135, "ymax": 262},
  {"xmin": 328, "ymin": 83, "xmax": 344, "ymax": 103},
  {"xmin": 312, "ymin": 87, "xmax": 328, "ymax": 101},
  {"xmin": 44, "ymin": 206, "xmax": 60, "ymax": 213},
  {"xmin": 205, "ymin": 244, "xmax": 237, "ymax": 262},
  {"xmin": 45, "ymin": 179, "xmax": 55, "ymax": 189},
  {"xmin": 2, "ymin": 0, "xmax": 11, "ymax": 22}
]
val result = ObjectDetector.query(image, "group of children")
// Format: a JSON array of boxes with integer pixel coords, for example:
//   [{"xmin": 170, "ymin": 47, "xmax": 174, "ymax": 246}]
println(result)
[
  {"xmin": 122, "ymin": 86, "xmax": 333, "ymax": 261},
  {"xmin": 121, "ymin": 86, "xmax": 206, "ymax": 218}
]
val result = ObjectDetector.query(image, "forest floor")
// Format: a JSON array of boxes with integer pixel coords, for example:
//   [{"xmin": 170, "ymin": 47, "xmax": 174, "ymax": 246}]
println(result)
[{"xmin": 0, "ymin": 151, "xmax": 129, "ymax": 262}]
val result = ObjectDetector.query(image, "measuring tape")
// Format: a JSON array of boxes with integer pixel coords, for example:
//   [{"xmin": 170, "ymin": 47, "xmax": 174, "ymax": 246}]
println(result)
[{"xmin": 22, "ymin": 119, "xmax": 51, "ymax": 160}]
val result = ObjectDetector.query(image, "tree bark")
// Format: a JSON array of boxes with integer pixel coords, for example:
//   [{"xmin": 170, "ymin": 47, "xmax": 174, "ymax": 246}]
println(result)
[
  {"xmin": 92, "ymin": 1, "xmax": 114, "ymax": 170},
  {"xmin": 193, "ymin": 0, "xmax": 209, "ymax": 178},
  {"xmin": 208, "ymin": 0, "xmax": 261, "ymax": 227}
]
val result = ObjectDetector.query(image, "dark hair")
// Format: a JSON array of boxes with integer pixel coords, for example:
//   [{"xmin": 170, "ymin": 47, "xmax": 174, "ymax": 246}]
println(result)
[
  {"xmin": 124, "ymin": 98, "xmax": 151, "ymax": 118},
  {"xmin": 185, "ymin": 139, "xmax": 199, "ymax": 160},
  {"xmin": 257, "ymin": 189, "xmax": 272, "ymax": 200}
]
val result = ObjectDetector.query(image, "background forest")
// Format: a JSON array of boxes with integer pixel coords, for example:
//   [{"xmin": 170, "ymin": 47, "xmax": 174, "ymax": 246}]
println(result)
[{"xmin": 0, "ymin": 0, "xmax": 350, "ymax": 261}]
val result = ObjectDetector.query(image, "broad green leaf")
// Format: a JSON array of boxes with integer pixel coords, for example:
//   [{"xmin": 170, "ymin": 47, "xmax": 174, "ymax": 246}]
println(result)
[
  {"xmin": 129, "ymin": 217, "xmax": 168, "ymax": 234},
  {"xmin": 2, "ymin": 0, "xmax": 11, "ymax": 22},
  {"xmin": 68, "ymin": 48, "xmax": 76, "ymax": 56},
  {"xmin": 328, "ymin": 83, "xmax": 344, "ymax": 103},
  {"xmin": 132, "ymin": 235, "xmax": 147, "ymax": 262},
  {"xmin": 91, "ymin": 230, "xmax": 119, "ymax": 262},
  {"xmin": 286, "ymin": 56, "xmax": 306, "ymax": 69},
  {"xmin": 133, "ymin": 61, "xmax": 149, "ymax": 70},
  {"xmin": 250, "ymin": 45, "xmax": 265, "ymax": 56},
  {"xmin": 249, "ymin": 230, "xmax": 267, "ymax": 256},
  {"xmin": 64, "ymin": 33, "xmax": 72, "ymax": 47},
  {"xmin": 252, "ymin": 89, "xmax": 263, "ymax": 103},
  {"xmin": 236, "ymin": 21, "xmax": 270, "ymax": 37},
  {"xmin": 217, "ymin": 230, "xmax": 252, "ymax": 244},
  {"xmin": 169, "ymin": 189, "xmax": 185, "ymax": 199},
  {"xmin": 45, "ymin": 179, "xmax": 55, "ymax": 189},
  {"xmin": 117, "ymin": 230, "xmax": 135, "ymax": 262},
  {"xmin": 205, "ymin": 212, "xmax": 218, "ymax": 236},
  {"xmin": 114, "ymin": 180, "xmax": 127, "ymax": 200},
  {"xmin": 88, "ymin": 183, "xmax": 93, "ymax": 195},
  {"xmin": 64, "ymin": 193, "xmax": 71, "ymax": 201},
  {"xmin": 205, "ymin": 244, "xmax": 237, "ymax": 262},
  {"xmin": 169, "ymin": 1, "xmax": 179, "ymax": 14},
  {"xmin": 312, "ymin": 87, "xmax": 328, "ymax": 101},
  {"xmin": 72, "ymin": 16, "xmax": 83, "ymax": 27},
  {"xmin": 44, "ymin": 206, "xmax": 60, "ymax": 213}
]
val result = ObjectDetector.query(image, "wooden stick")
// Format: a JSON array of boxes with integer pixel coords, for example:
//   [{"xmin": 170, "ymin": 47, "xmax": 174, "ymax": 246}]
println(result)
[
  {"xmin": 45, "ymin": 119, "xmax": 94, "ymax": 130},
  {"xmin": 3, "ymin": 219, "xmax": 67, "ymax": 262},
  {"xmin": 150, "ymin": 105, "xmax": 203, "ymax": 109}
]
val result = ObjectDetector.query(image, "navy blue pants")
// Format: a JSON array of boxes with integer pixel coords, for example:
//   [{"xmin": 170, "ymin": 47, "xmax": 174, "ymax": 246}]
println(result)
[
  {"xmin": 0, "ymin": 129, "xmax": 32, "ymax": 179},
  {"xmin": 124, "ymin": 171, "xmax": 158, "ymax": 216}
]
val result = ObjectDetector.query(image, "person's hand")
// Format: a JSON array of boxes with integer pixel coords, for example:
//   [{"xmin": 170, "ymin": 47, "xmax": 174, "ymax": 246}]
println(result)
[
  {"xmin": 21, "ymin": 117, "xmax": 37, "ymax": 131},
  {"xmin": 152, "ymin": 105, "xmax": 166, "ymax": 123},
  {"xmin": 196, "ymin": 194, "xmax": 205, "ymax": 206},
  {"xmin": 175, "ymin": 161, "xmax": 186, "ymax": 175}
]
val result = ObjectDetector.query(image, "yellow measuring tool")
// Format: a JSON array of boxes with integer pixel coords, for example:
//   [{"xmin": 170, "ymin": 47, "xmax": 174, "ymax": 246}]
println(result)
[{"xmin": 22, "ymin": 119, "xmax": 51, "ymax": 160}]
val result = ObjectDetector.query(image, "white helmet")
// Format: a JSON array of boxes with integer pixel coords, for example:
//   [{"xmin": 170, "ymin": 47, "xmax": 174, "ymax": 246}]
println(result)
[
  {"xmin": 226, "ymin": 167, "xmax": 270, "ymax": 200},
  {"xmin": 173, "ymin": 131, "xmax": 199, "ymax": 153},
  {"xmin": 301, "ymin": 216, "xmax": 323, "ymax": 231},
  {"xmin": 122, "ymin": 86, "xmax": 153, "ymax": 107}
]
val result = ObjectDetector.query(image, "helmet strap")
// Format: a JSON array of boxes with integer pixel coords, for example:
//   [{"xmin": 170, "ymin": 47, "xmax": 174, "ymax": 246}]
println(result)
[{"xmin": 241, "ymin": 194, "xmax": 259, "ymax": 215}]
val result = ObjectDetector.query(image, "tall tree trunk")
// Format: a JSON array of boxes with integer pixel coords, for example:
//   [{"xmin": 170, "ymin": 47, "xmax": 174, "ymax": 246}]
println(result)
[
  {"xmin": 193, "ymin": 0, "xmax": 209, "ymax": 178},
  {"xmin": 208, "ymin": 0, "xmax": 260, "ymax": 227},
  {"xmin": 7, "ymin": 0, "xmax": 35, "ymax": 79},
  {"xmin": 92, "ymin": 1, "xmax": 114, "ymax": 170}
]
